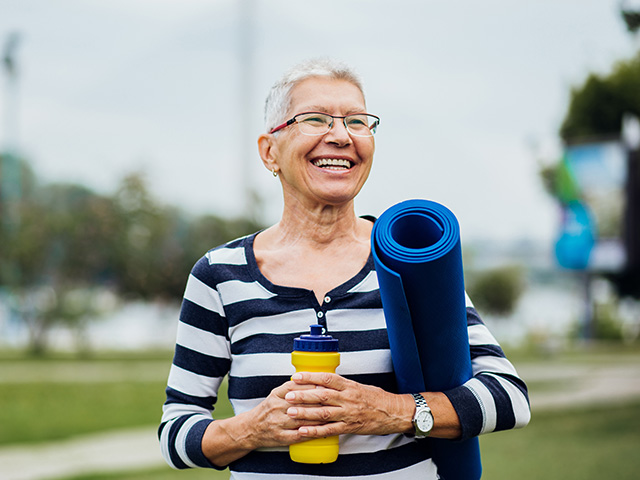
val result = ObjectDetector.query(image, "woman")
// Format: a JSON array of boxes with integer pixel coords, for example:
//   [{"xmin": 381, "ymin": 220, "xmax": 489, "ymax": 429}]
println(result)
[{"xmin": 159, "ymin": 58, "xmax": 530, "ymax": 479}]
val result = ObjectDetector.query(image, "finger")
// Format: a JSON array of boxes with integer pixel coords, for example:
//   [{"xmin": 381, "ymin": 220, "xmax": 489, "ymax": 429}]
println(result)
[
  {"xmin": 285, "ymin": 386, "xmax": 341, "ymax": 406},
  {"xmin": 299, "ymin": 421, "xmax": 345, "ymax": 438},
  {"xmin": 291, "ymin": 372, "xmax": 348, "ymax": 390},
  {"xmin": 272, "ymin": 380, "xmax": 317, "ymax": 399},
  {"xmin": 287, "ymin": 404, "xmax": 340, "ymax": 423}
]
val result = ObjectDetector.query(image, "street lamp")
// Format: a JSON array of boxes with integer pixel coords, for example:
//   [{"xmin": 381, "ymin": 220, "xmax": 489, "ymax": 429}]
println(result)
[{"xmin": 620, "ymin": 0, "xmax": 640, "ymax": 33}]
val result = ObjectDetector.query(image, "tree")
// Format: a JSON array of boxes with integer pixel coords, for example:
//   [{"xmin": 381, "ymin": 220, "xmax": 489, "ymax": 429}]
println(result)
[
  {"xmin": 560, "ymin": 53, "xmax": 640, "ymax": 142},
  {"xmin": 108, "ymin": 172, "xmax": 264, "ymax": 300},
  {"xmin": 466, "ymin": 266, "xmax": 525, "ymax": 317},
  {"xmin": 0, "ymin": 168, "xmax": 122, "ymax": 354},
  {"xmin": 1, "ymin": 162, "xmax": 265, "ymax": 354}
]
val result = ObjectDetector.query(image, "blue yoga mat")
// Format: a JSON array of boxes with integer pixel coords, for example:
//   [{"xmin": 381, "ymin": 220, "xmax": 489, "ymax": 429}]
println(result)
[{"xmin": 371, "ymin": 199, "xmax": 481, "ymax": 480}]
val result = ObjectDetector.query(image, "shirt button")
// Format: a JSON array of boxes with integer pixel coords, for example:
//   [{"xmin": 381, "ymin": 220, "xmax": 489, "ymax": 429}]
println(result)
[
  {"xmin": 317, "ymin": 311, "xmax": 324, "ymax": 319},
  {"xmin": 324, "ymin": 296, "xmax": 331, "ymax": 303}
]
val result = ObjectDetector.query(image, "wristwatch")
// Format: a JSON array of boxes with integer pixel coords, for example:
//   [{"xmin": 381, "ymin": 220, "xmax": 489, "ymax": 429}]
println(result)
[{"xmin": 411, "ymin": 393, "xmax": 434, "ymax": 438}]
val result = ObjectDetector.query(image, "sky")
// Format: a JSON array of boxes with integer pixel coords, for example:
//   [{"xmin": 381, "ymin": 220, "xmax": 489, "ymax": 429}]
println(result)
[{"xmin": 1, "ymin": 0, "xmax": 638, "ymax": 246}]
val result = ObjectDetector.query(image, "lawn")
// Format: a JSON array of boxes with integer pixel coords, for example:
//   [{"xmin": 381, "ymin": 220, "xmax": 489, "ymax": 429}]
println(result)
[
  {"xmin": 0, "ymin": 381, "xmax": 166, "ymax": 445},
  {"xmin": 480, "ymin": 401, "xmax": 640, "ymax": 479},
  {"xmin": 0, "ymin": 354, "xmax": 232, "ymax": 446},
  {"xmin": 64, "ymin": 467, "xmax": 227, "ymax": 480}
]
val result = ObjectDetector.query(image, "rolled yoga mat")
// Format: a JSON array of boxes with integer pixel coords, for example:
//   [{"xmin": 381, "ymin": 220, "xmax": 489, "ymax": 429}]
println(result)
[{"xmin": 371, "ymin": 199, "xmax": 481, "ymax": 480}]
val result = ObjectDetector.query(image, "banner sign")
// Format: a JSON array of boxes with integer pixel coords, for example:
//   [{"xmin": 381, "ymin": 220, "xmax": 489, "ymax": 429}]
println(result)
[{"xmin": 555, "ymin": 140, "xmax": 627, "ymax": 272}]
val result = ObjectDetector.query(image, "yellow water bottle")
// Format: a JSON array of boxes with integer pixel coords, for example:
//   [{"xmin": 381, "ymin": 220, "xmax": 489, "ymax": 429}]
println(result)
[{"xmin": 290, "ymin": 324, "xmax": 340, "ymax": 464}]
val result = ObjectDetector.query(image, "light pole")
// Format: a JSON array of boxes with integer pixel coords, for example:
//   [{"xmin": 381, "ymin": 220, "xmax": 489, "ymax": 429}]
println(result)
[
  {"xmin": 1, "ymin": 32, "xmax": 22, "ymax": 233},
  {"xmin": 237, "ymin": 0, "xmax": 259, "ymax": 221},
  {"xmin": 2, "ymin": 32, "xmax": 20, "ymax": 153}
]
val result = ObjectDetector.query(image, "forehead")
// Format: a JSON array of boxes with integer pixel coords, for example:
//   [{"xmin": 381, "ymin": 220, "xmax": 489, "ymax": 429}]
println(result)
[{"xmin": 289, "ymin": 77, "xmax": 366, "ymax": 114}]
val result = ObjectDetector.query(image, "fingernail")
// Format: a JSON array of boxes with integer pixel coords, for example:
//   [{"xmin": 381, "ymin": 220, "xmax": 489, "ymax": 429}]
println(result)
[
  {"xmin": 287, "ymin": 407, "xmax": 298, "ymax": 416},
  {"xmin": 299, "ymin": 427, "xmax": 309, "ymax": 435},
  {"xmin": 285, "ymin": 392, "xmax": 296, "ymax": 401},
  {"xmin": 292, "ymin": 373, "xmax": 302, "ymax": 381}
]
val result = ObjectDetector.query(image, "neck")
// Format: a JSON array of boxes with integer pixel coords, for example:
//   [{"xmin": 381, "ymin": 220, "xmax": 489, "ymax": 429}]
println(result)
[{"xmin": 276, "ymin": 199, "xmax": 361, "ymax": 248}]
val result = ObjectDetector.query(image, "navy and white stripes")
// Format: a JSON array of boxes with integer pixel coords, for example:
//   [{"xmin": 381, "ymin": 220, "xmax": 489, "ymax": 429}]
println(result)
[{"xmin": 159, "ymin": 233, "xmax": 530, "ymax": 478}]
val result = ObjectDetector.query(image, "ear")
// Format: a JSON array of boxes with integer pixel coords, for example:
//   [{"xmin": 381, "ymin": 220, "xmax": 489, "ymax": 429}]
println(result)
[{"xmin": 258, "ymin": 133, "xmax": 280, "ymax": 175}]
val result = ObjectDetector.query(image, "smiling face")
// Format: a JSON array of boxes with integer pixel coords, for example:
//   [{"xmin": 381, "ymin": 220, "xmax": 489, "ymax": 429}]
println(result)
[{"xmin": 258, "ymin": 76, "xmax": 375, "ymax": 211}]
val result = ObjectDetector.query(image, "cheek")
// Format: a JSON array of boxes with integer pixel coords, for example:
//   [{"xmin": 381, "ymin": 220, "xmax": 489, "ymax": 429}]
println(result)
[
  {"xmin": 281, "ymin": 136, "xmax": 323, "ymax": 162},
  {"xmin": 358, "ymin": 140, "xmax": 375, "ymax": 164}
]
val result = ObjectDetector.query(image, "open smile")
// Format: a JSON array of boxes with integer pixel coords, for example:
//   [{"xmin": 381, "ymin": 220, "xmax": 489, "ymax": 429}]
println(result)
[{"xmin": 311, "ymin": 158, "xmax": 354, "ymax": 170}]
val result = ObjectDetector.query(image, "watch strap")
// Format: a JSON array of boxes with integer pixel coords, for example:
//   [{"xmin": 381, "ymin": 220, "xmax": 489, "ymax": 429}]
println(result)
[{"xmin": 412, "ymin": 392, "xmax": 428, "ymax": 408}]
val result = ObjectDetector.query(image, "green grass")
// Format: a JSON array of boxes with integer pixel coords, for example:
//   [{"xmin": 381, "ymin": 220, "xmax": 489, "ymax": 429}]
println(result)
[
  {"xmin": 62, "ymin": 466, "xmax": 229, "ymax": 480},
  {"xmin": 481, "ymin": 402, "xmax": 640, "ymax": 479},
  {"xmin": 0, "ymin": 355, "xmax": 233, "ymax": 446},
  {"xmin": 502, "ymin": 340, "xmax": 640, "ymax": 365},
  {"xmin": 0, "ymin": 380, "xmax": 234, "ymax": 446},
  {"xmin": 0, "ymin": 381, "xmax": 166, "ymax": 445}
]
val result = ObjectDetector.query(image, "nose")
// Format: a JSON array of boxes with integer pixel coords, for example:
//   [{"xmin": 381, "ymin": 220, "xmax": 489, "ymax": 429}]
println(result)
[{"xmin": 324, "ymin": 118, "xmax": 352, "ymax": 146}]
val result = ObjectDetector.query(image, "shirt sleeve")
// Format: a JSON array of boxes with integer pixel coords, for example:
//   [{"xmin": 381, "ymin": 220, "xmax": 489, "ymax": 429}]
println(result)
[
  {"xmin": 444, "ymin": 297, "xmax": 531, "ymax": 441},
  {"xmin": 158, "ymin": 257, "xmax": 231, "ymax": 470}
]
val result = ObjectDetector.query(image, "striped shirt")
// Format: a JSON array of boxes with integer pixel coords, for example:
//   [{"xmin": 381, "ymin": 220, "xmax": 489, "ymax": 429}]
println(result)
[{"xmin": 159, "ymin": 233, "xmax": 530, "ymax": 479}]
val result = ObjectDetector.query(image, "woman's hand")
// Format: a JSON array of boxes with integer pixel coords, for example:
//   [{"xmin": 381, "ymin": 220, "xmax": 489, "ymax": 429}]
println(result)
[
  {"xmin": 284, "ymin": 372, "xmax": 414, "ymax": 438},
  {"xmin": 284, "ymin": 372, "xmax": 462, "ymax": 440},
  {"xmin": 242, "ymin": 379, "xmax": 322, "ymax": 447},
  {"xmin": 202, "ymin": 379, "xmax": 326, "ymax": 467}
]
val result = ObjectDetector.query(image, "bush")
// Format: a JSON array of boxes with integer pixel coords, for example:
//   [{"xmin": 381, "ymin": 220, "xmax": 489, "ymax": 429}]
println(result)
[{"xmin": 466, "ymin": 265, "xmax": 525, "ymax": 316}]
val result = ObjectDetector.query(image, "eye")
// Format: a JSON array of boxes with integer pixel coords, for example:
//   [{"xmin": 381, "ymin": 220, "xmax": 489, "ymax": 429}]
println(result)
[
  {"xmin": 346, "ymin": 115, "xmax": 373, "ymax": 134},
  {"xmin": 346, "ymin": 115, "xmax": 367, "ymax": 127},
  {"xmin": 299, "ymin": 114, "xmax": 330, "ymax": 126}
]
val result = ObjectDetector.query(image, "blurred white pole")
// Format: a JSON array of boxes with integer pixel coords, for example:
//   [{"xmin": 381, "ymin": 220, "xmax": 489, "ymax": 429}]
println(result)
[
  {"xmin": 238, "ymin": 0, "xmax": 258, "ymax": 220},
  {"xmin": 2, "ymin": 32, "xmax": 22, "ymax": 233},
  {"xmin": 2, "ymin": 32, "xmax": 20, "ymax": 155}
]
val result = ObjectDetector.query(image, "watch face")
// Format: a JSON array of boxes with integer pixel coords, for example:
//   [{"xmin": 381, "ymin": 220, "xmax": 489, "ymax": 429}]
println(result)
[{"xmin": 416, "ymin": 409, "xmax": 434, "ymax": 432}]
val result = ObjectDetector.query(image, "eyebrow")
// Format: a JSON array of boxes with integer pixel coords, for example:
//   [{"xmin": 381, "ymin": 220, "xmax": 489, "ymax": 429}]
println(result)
[{"xmin": 299, "ymin": 105, "xmax": 368, "ymax": 115}]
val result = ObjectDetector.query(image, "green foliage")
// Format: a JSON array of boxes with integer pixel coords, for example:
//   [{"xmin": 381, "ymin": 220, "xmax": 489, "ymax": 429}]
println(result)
[
  {"xmin": 466, "ymin": 265, "xmax": 525, "ymax": 316},
  {"xmin": 560, "ymin": 53, "xmax": 640, "ymax": 142},
  {"xmin": 569, "ymin": 300, "xmax": 626, "ymax": 342},
  {"xmin": 592, "ymin": 301, "xmax": 626, "ymax": 341},
  {"xmin": 108, "ymin": 173, "xmax": 263, "ymax": 300},
  {"xmin": 0, "ymin": 163, "xmax": 264, "ymax": 353}
]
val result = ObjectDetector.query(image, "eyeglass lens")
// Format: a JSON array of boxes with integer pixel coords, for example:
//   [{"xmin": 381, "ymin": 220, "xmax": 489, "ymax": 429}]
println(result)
[{"xmin": 296, "ymin": 113, "xmax": 378, "ymax": 137}]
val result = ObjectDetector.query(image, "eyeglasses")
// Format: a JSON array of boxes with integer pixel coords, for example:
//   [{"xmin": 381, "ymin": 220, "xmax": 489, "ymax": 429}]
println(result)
[{"xmin": 269, "ymin": 112, "xmax": 380, "ymax": 137}]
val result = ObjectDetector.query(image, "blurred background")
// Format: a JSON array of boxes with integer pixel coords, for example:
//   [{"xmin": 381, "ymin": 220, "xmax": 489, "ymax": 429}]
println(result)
[{"xmin": 1, "ymin": 1, "xmax": 639, "ymax": 479}]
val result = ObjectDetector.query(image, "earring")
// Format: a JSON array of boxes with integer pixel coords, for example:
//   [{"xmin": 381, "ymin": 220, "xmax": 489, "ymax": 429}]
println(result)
[{"xmin": 272, "ymin": 169, "xmax": 278, "ymax": 177}]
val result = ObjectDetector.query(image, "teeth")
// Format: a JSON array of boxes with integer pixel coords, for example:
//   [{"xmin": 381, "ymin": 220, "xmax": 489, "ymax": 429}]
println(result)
[{"xmin": 313, "ymin": 158, "xmax": 352, "ymax": 168}]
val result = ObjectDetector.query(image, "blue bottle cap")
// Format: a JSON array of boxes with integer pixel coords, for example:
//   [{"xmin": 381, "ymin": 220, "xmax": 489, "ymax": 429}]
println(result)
[{"xmin": 294, "ymin": 324, "xmax": 339, "ymax": 352}]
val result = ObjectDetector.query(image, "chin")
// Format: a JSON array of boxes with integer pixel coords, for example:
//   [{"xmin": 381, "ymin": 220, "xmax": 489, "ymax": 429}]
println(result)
[{"xmin": 320, "ymin": 189, "xmax": 362, "ymax": 206}]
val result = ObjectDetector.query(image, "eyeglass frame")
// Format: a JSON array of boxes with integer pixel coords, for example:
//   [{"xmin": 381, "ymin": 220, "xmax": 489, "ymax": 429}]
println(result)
[{"xmin": 268, "ymin": 111, "xmax": 381, "ymax": 137}]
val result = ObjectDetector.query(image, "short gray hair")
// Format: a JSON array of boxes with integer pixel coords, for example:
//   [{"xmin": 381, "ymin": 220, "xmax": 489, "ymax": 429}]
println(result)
[{"xmin": 264, "ymin": 58, "xmax": 365, "ymax": 133}]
